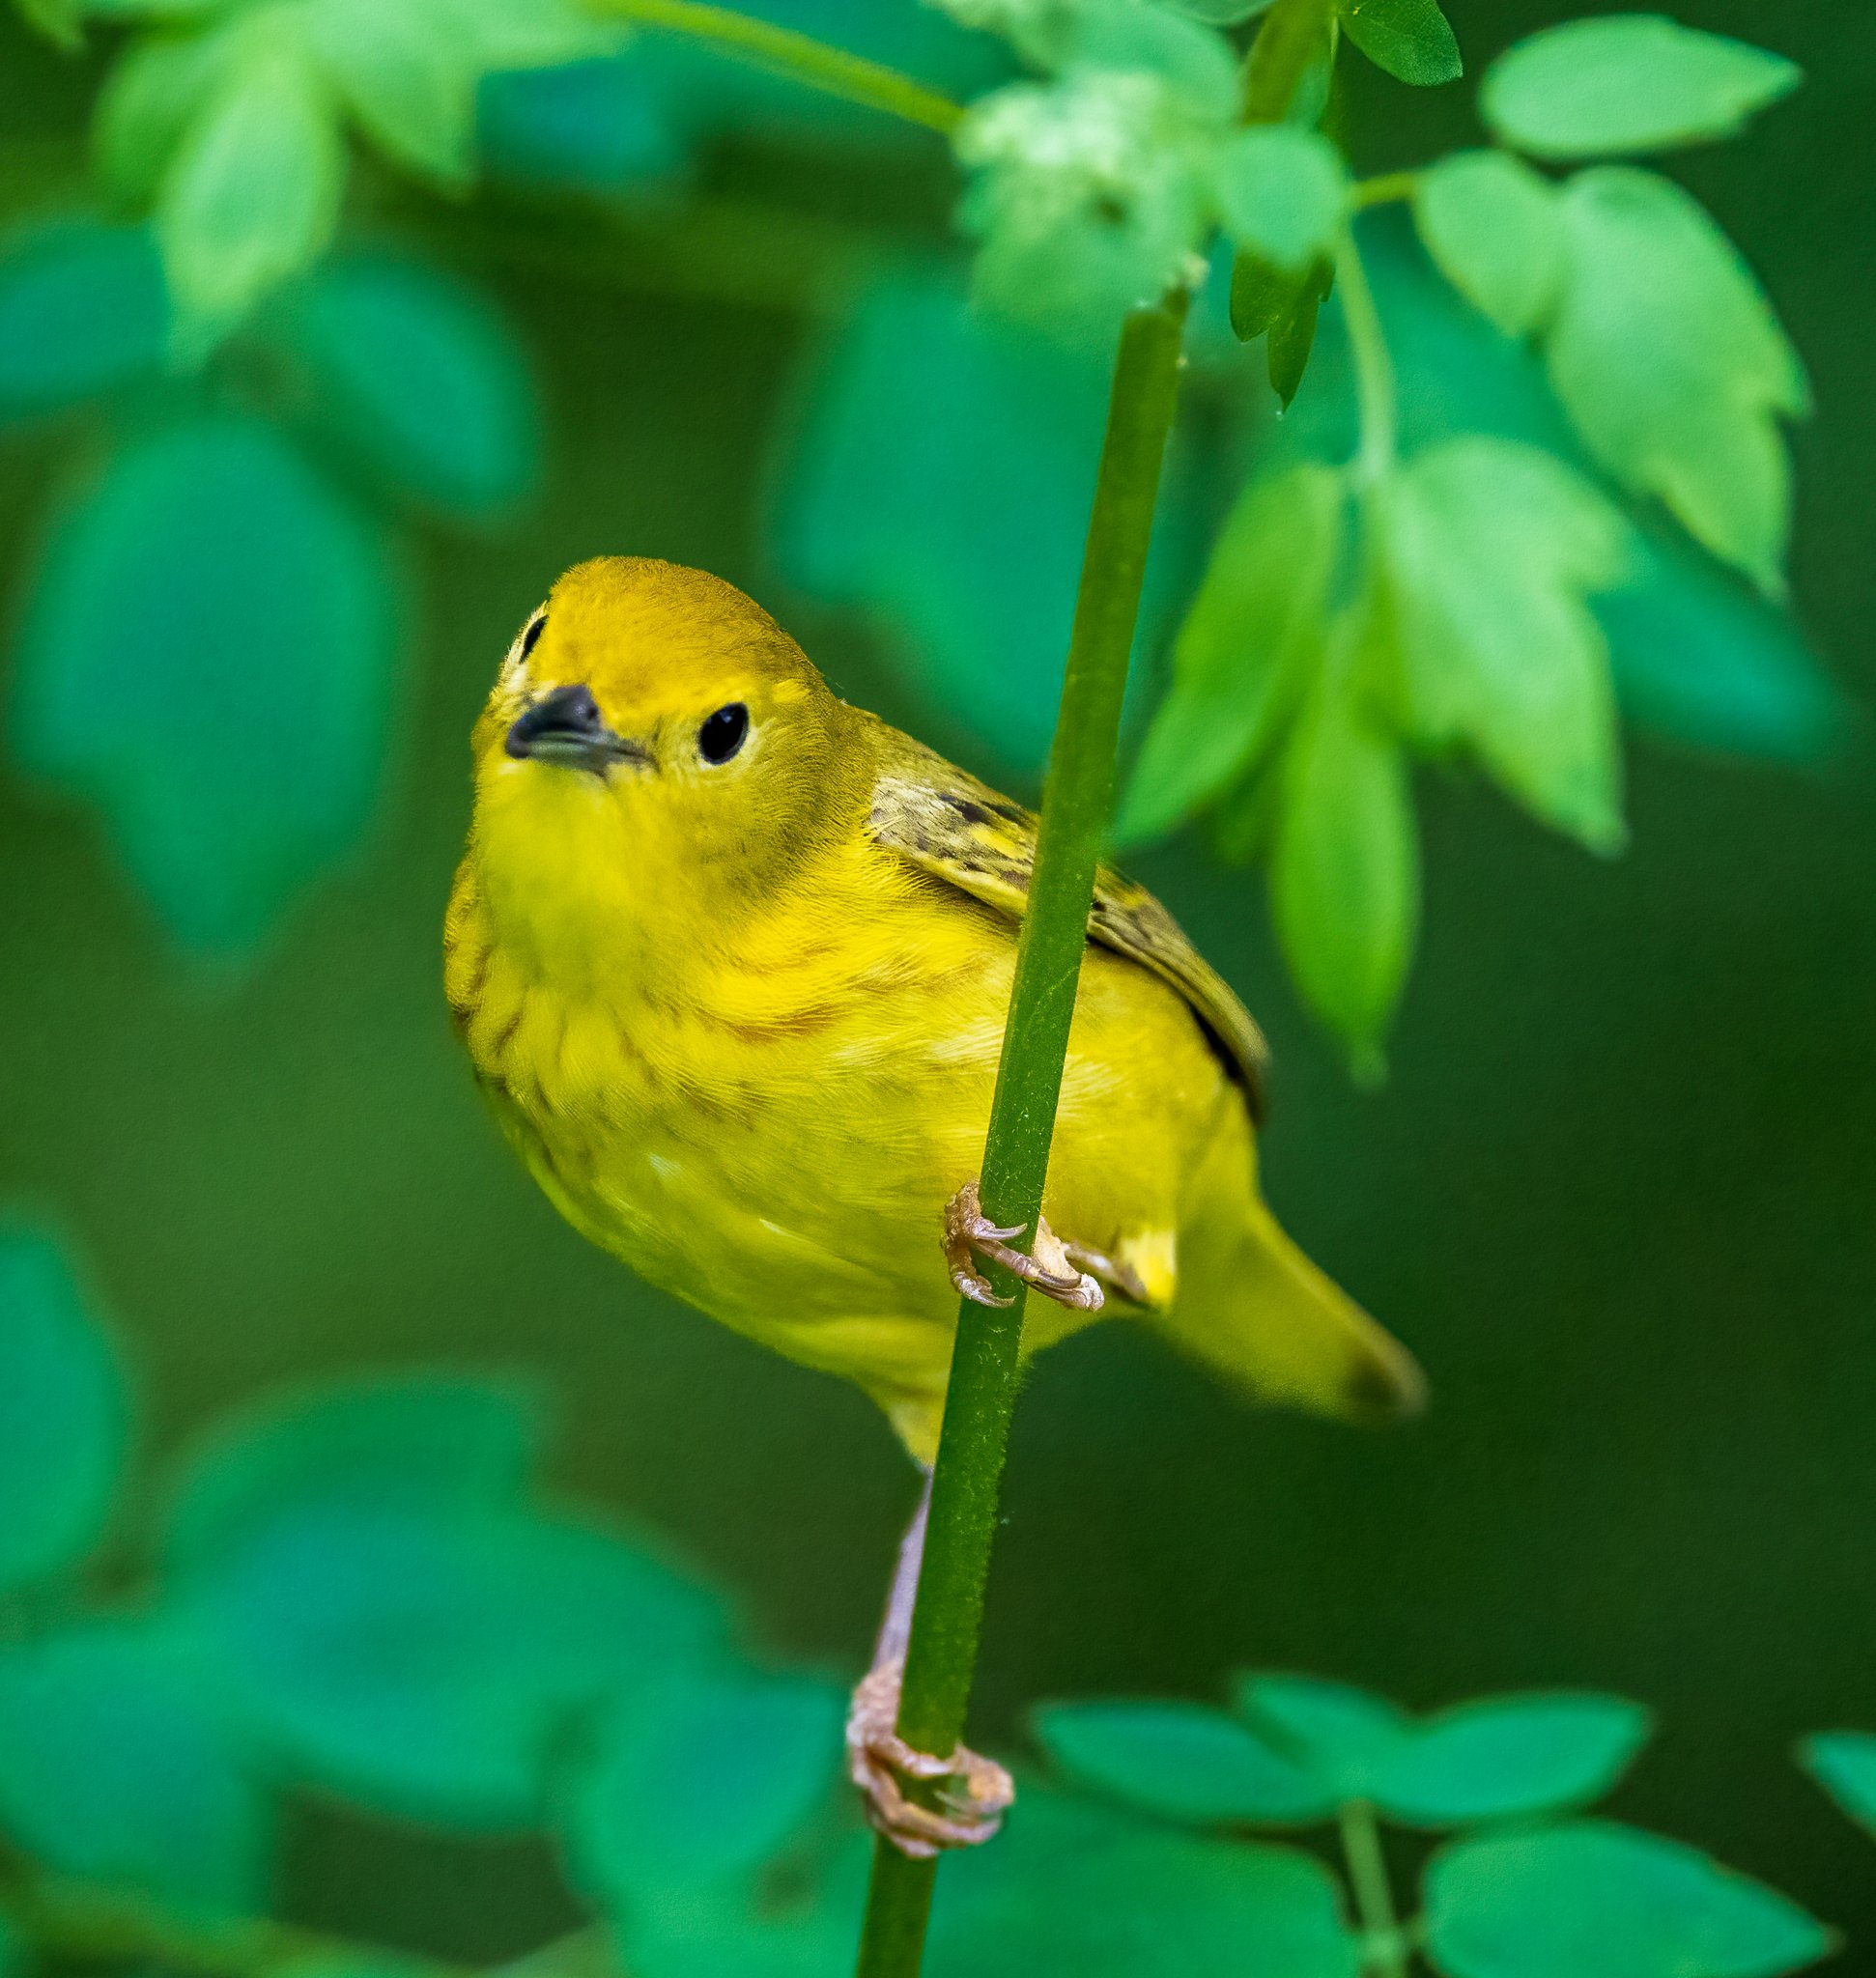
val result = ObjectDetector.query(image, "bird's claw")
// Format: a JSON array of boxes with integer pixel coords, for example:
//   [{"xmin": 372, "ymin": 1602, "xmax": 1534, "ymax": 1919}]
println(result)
[
  {"xmin": 943, "ymin": 1182, "xmax": 1103, "ymax": 1314},
  {"xmin": 846, "ymin": 1660, "xmax": 1014, "ymax": 1859}
]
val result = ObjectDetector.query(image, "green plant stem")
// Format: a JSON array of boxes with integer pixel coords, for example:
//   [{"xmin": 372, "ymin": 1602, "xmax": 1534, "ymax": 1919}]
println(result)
[
  {"xmin": 1352, "ymin": 170, "xmax": 1418, "ymax": 209},
  {"xmin": 1334, "ymin": 228, "xmax": 1397, "ymax": 485},
  {"xmin": 1339, "ymin": 1801, "xmax": 1411, "ymax": 1978},
  {"xmin": 584, "ymin": 0, "xmax": 964, "ymax": 134},
  {"xmin": 852, "ymin": 287, "xmax": 1193, "ymax": 1978}
]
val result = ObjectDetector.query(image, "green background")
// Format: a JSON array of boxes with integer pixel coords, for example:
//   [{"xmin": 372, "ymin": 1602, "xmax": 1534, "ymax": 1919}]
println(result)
[{"xmin": 3, "ymin": 0, "xmax": 1873, "ymax": 1961}]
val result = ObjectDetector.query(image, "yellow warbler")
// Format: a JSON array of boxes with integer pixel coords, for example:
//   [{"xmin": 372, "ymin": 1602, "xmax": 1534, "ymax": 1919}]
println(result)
[{"xmin": 444, "ymin": 557, "xmax": 1423, "ymax": 1469}]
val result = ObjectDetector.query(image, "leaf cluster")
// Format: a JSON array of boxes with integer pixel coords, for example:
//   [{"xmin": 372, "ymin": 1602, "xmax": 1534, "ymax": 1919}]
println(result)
[{"xmin": 0, "ymin": 1218, "xmax": 1850, "ymax": 1978}]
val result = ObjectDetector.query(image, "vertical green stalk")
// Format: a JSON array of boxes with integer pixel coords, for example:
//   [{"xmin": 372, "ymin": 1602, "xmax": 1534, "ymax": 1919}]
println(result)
[
  {"xmin": 1339, "ymin": 1800, "xmax": 1411, "ymax": 1978},
  {"xmin": 852, "ymin": 288, "xmax": 1191, "ymax": 1978}
]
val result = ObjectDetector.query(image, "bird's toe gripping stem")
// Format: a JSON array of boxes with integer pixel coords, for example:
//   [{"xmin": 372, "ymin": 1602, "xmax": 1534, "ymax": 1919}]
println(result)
[
  {"xmin": 846, "ymin": 1660, "xmax": 1014, "ymax": 1859},
  {"xmin": 943, "ymin": 1181, "xmax": 1102, "ymax": 1313}
]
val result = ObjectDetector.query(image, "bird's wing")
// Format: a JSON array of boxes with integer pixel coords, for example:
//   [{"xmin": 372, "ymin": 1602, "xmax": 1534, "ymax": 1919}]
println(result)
[{"xmin": 866, "ymin": 727, "xmax": 1269, "ymax": 1118}]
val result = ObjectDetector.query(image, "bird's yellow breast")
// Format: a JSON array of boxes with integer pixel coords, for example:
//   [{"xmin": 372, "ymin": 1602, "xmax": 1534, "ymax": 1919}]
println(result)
[{"xmin": 445, "ymin": 817, "xmax": 1229, "ymax": 1429}]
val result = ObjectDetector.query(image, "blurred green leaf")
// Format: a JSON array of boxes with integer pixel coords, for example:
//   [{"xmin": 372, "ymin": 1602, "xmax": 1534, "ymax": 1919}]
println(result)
[
  {"xmin": 177, "ymin": 1499, "xmax": 725, "ymax": 1827},
  {"xmin": 568, "ymin": 1668, "xmax": 843, "ymax": 1901},
  {"xmin": 1547, "ymin": 168, "xmax": 1805, "ymax": 592},
  {"xmin": 1799, "ymin": 1732, "xmax": 1876, "ymax": 1840},
  {"xmin": 1424, "ymin": 1820, "xmax": 1835, "ymax": 1978},
  {"xmin": 0, "ymin": 221, "xmax": 167, "ymax": 420},
  {"xmin": 0, "ymin": 1221, "xmax": 128, "ymax": 1595},
  {"xmin": 1599, "ymin": 526, "xmax": 1842, "ymax": 764},
  {"xmin": 929, "ymin": 1787, "xmax": 1360, "ymax": 1978},
  {"xmin": 1412, "ymin": 151, "xmax": 1564, "ymax": 339},
  {"xmin": 1338, "ymin": 0, "xmax": 1461, "ymax": 87},
  {"xmin": 156, "ymin": 11, "xmax": 346, "ymax": 333},
  {"xmin": 1169, "ymin": 0, "xmax": 1274, "ymax": 20},
  {"xmin": 0, "ymin": 1620, "xmax": 270, "ymax": 1911},
  {"xmin": 95, "ymin": 29, "xmax": 231, "ymax": 203},
  {"xmin": 0, "ymin": 1907, "xmax": 19, "ymax": 1978},
  {"xmin": 1482, "ymin": 16, "xmax": 1800, "ymax": 161},
  {"xmin": 1268, "ymin": 648, "xmax": 1420, "ymax": 1064},
  {"xmin": 954, "ymin": 53, "xmax": 1223, "ymax": 338},
  {"xmin": 12, "ymin": 410, "xmax": 400, "ymax": 954},
  {"xmin": 304, "ymin": 0, "xmax": 479, "ymax": 184},
  {"xmin": 15, "ymin": 0, "xmax": 80, "ymax": 49},
  {"xmin": 1370, "ymin": 1694, "xmax": 1651, "ymax": 1826},
  {"xmin": 1117, "ymin": 460, "xmax": 1343, "ymax": 845},
  {"xmin": 1214, "ymin": 127, "xmax": 1347, "ymax": 272},
  {"xmin": 164, "ymin": 1373, "xmax": 544, "ymax": 1574},
  {"xmin": 769, "ymin": 270, "xmax": 1205, "ymax": 777},
  {"xmin": 1233, "ymin": 1674, "xmax": 1411, "ymax": 1797},
  {"xmin": 1383, "ymin": 436, "xmax": 1630, "ymax": 852},
  {"xmin": 1033, "ymin": 1698, "xmax": 1336, "ymax": 1824},
  {"xmin": 270, "ymin": 251, "xmax": 540, "ymax": 519}
]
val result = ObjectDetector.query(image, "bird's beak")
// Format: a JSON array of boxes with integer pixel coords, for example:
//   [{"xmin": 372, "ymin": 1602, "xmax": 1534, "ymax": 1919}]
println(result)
[{"xmin": 505, "ymin": 684, "xmax": 651, "ymax": 775}]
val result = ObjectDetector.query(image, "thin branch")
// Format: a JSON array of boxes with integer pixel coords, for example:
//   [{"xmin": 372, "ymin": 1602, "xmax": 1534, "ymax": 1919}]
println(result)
[
  {"xmin": 851, "ymin": 286, "xmax": 1193, "ymax": 1977},
  {"xmin": 583, "ymin": 0, "xmax": 966, "ymax": 136}
]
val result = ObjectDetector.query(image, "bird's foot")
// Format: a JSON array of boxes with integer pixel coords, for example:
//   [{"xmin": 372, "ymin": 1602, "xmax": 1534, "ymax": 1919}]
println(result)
[
  {"xmin": 943, "ymin": 1181, "xmax": 1102, "ymax": 1313},
  {"xmin": 846, "ymin": 1659, "xmax": 1014, "ymax": 1859}
]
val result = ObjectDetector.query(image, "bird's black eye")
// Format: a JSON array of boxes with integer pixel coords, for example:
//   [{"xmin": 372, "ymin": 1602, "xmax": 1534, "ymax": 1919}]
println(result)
[
  {"xmin": 698, "ymin": 702, "xmax": 749, "ymax": 765},
  {"xmin": 519, "ymin": 613, "xmax": 547, "ymax": 660}
]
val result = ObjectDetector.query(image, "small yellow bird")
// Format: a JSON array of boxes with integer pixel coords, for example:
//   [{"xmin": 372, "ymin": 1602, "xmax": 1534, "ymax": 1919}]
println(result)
[{"xmin": 445, "ymin": 557, "xmax": 1422, "ymax": 1846}]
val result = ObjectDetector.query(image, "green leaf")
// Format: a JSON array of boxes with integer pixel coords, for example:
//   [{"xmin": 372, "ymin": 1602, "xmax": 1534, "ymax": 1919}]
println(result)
[
  {"xmin": 1117, "ymin": 460, "xmax": 1343, "ymax": 845},
  {"xmin": 1371, "ymin": 1694, "xmax": 1651, "ymax": 1826},
  {"xmin": 156, "ymin": 11, "xmax": 346, "ymax": 332},
  {"xmin": 1413, "ymin": 151, "xmax": 1564, "ymax": 338},
  {"xmin": 1229, "ymin": 248, "xmax": 1297, "ymax": 343},
  {"xmin": 1267, "ymin": 645, "xmax": 1420, "ymax": 1065},
  {"xmin": 1169, "ymin": 0, "xmax": 1274, "ymax": 21},
  {"xmin": 94, "ymin": 28, "xmax": 233, "ymax": 202},
  {"xmin": 768, "ymin": 269, "xmax": 1205, "ymax": 777},
  {"xmin": 1381, "ymin": 436, "xmax": 1630, "ymax": 852},
  {"xmin": 0, "ymin": 221, "xmax": 168, "ymax": 419},
  {"xmin": 1257, "ymin": 257, "xmax": 1333, "ymax": 408},
  {"xmin": 11, "ymin": 411, "xmax": 400, "ymax": 954},
  {"xmin": 176, "ymin": 1501, "xmax": 725, "ymax": 1827},
  {"xmin": 1339, "ymin": 0, "xmax": 1462, "ymax": 87},
  {"xmin": 1799, "ymin": 1732, "xmax": 1876, "ymax": 1839},
  {"xmin": 568, "ymin": 1669, "xmax": 843, "ymax": 1902},
  {"xmin": 0, "ymin": 1222, "xmax": 128, "ymax": 1595},
  {"xmin": 1233, "ymin": 1675, "xmax": 1412, "ymax": 1798},
  {"xmin": 304, "ymin": 0, "xmax": 477, "ymax": 184},
  {"xmin": 1547, "ymin": 168, "xmax": 1805, "ymax": 591},
  {"xmin": 1034, "ymin": 1699, "xmax": 1336, "ymax": 1824},
  {"xmin": 270, "ymin": 251, "xmax": 539, "ymax": 520},
  {"xmin": 0, "ymin": 1620, "xmax": 271, "ymax": 1911},
  {"xmin": 1214, "ymin": 127, "xmax": 1348, "ymax": 273},
  {"xmin": 1424, "ymin": 1820, "xmax": 1836, "ymax": 1978},
  {"xmin": 15, "ymin": 0, "xmax": 81, "ymax": 48},
  {"xmin": 164, "ymin": 1374, "xmax": 545, "ymax": 1575},
  {"xmin": 930, "ymin": 1788, "xmax": 1360, "ymax": 1978},
  {"xmin": 1482, "ymin": 16, "xmax": 1801, "ymax": 161}
]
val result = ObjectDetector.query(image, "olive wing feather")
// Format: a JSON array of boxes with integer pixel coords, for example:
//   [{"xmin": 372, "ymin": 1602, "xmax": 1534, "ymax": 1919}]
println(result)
[{"xmin": 866, "ymin": 729, "xmax": 1269, "ymax": 1119}]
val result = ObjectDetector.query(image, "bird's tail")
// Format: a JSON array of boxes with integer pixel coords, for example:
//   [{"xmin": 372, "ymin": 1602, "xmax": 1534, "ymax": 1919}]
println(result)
[{"xmin": 1148, "ymin": 1110, "xmax": 1426, "ymax": 1425}]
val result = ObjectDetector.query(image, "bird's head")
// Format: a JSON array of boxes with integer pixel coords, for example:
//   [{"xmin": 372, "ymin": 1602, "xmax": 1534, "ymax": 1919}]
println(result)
[{"xmin": 467, "ymin": 557, "xmax": 868, "ymax": 978}]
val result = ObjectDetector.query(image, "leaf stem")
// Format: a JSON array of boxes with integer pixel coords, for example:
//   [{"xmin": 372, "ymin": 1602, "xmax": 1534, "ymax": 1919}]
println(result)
[
  {"xmin": 1352, "ymin": 170, "xmax": 1418, "ymax": 209},
  {"xmin": 851, "ymin": 287, "xmax": 1193, "ymax": 1978},
  {"xmin": 583, "ymin": 0, "xmax": 965, "ymax": 135},
  {"xmin": 1334, "ymin": 226, "xmax": 1397, "ymax": 484},
  {"xmin": 1338, "ymin": 1799, "xmax": 1411, "ymax": 1978}
]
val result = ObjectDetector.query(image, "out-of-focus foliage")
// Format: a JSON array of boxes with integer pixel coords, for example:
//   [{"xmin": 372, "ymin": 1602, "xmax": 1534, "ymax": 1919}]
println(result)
[
  {"xmin": 0, "ymin": 0, "xmax": 1836, "ymax": 1055},
  {"xmin": 0, "ymin": 1221, "xmax": 1835, "ymax": 1974}
]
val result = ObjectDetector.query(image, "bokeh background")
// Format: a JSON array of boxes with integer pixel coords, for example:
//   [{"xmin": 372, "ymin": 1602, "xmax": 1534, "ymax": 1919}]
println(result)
[{"xmin": 3, "ymin": 0, "xmax": 1873, "ymax": 1962}]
